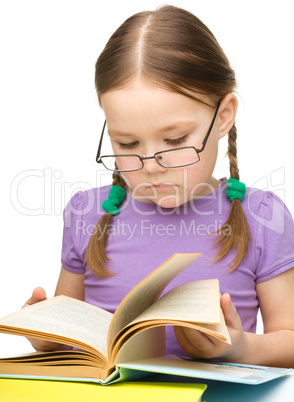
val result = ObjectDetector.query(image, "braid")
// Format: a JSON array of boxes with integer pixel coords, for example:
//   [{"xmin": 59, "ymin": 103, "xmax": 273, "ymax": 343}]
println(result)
[
  {"xmin": 112, "ymin": 170, "xmax": 127, "ymax": 187},
  {"xmin": 86, "ymin": 171, "xmax": 126, "ymax": 277},
  {"xmin": 227, "ymin": 124, "xmax": 239, "ymax": 180},
  {"xmin": 213, "ymin": 124, "xmax": 251, "ymax": 271}
]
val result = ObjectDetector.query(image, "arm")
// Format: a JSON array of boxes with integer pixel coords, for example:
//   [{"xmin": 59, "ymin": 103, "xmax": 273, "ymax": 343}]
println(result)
[
  {"xmin": 175, "ymin": 268, "xmax": 294, "ymax": 367},
  {"xmin": 24, "ymin": 266, "xmax": 85, "ymax": 352},
  {"xmin": 54, "ymin": 266, "xmax": 85, "ymax": 299},
  {"xmin": 244, "ymin": 267, "xmax": 294, "ymax": 367}
]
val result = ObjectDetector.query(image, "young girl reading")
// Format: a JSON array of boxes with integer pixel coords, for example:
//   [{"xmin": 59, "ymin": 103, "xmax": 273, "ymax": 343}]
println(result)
[{"xmin": 24, "ymin": 5, "xmax": 294, "ymax": 366}]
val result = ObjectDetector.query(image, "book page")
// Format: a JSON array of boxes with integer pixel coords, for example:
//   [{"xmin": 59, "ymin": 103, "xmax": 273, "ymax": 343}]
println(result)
[
  {"xmin": 114, "ymin": 326, "xmax": 166, "ymax": 365},
  {"xmin": 128, "ymin": 280, "xmax": 220, "ymax": 325},
  {"xmin": 0, "ymin": 296, "xmax": 112, "ymax": 359},
  {"xmin": 110, "ymin": 280, "xmax": 230, "ymax": 355},
  {"xmin": 107, "ymin": 253, "xmax": 201, "ymax": 351},
  {"xmin": 111, "ymin": 306, "xmax": 230, "ymax": 358}
]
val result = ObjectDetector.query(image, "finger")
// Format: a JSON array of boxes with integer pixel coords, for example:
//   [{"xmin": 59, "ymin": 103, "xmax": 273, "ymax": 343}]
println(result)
[
  {"xmin": 184, "ymin": 327, "xmax": 216, "ymax": 351},
  {"xmin": 175, "ymin": 326, "xmax": 214, "ymax": 358},
  {"xmin": 23, "ymin": 287, "xmax": 47, "ymax": 308},
  {"xmin": 174, "ymin": 326, "xmax": 201, "ymax": 358},
  {"xmin": 221, "ymin": 293, "xmax": 242, "ymax": 329}
]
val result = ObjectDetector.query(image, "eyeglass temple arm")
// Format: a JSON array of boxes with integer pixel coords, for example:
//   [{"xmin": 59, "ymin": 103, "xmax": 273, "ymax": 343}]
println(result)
[
  {"xmin": 196, "ymin": 100, "xmax": 222, "ymax": 154},
  {"xmin": 96, "ymin": 120, "xmax": 107, "ymax": 162}
]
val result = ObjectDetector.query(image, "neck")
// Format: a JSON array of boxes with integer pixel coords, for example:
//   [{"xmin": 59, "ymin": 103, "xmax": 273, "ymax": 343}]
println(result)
[{"xmin": 192, "ymin": 176, "xmax": 222, "ymax": 199}]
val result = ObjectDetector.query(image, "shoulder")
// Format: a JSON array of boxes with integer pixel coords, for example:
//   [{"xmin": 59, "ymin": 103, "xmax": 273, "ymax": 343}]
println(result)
[
  {"xmin": 64, "ymin": 185, "xmax": 112, "ymax": 213},
  {"xmin": 215, "ymin": 179, "xmax": 288, "ymax": 222},
  {"xmin": 219, "ymin": 178, "xmax": 294, "ymax": 241},
  {"xmin": 220, "ymin": 178, "xmax": 289, "ymax": 217},
  {"xmin": 63, "ymin": 185, "xmax": 112, "ymax": 226},
  {"xmin": 242, "ymin": 186, "xmax": 293, "ymax": 232},
  {"xmin": 237, "ymin": 185, "xmax": 294, "ymax": 282}
]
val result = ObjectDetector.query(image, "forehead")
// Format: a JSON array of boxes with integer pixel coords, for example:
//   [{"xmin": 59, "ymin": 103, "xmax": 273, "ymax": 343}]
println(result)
[{"xmin": 101, "ymin": 80, "xmax": 213, "ymax": 129}]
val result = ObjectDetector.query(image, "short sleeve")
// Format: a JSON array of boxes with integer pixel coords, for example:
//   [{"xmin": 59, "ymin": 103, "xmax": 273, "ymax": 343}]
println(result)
[
  {"xmin": 254, "ymin": 191, "xmax": 294, "ymax": 283},
  {"xmin": 61, "ymin": 191, "xmax": 86, "ymax": 274}
]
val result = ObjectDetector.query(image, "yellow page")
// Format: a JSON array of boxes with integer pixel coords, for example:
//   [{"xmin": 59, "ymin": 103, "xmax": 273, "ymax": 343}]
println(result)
[
  {"xmin": 128, "ymin": 280, "xmax": 220, "ymax": 325},
  {"xmin": 112, "ymin": 310, "xmax": 230, "ymax": 360},
  {"xmin": 0, "ymin": 296, "xmax": 112, "ymax": 358},
  {"xmin": 107, "ymin": 253, "xmax": 201, "ymax": 351},
  {"xmin": 111, "ymin": 280, "xmax": 230, "ymax": 355},
  {"xmin": 114, "ymin": 327, "xmax": 166, "ymax": 365}
]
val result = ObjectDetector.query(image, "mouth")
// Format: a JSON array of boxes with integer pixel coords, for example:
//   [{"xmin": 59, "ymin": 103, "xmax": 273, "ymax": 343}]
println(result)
[{"xmin": 150, "ymin": 183, "xmax": 176, "ymax": 189}]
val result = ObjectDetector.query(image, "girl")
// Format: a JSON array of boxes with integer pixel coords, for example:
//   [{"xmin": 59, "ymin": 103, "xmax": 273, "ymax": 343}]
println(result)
[{"xmin": 24, "ymin": 5, "xmax": 294, "ymax": 366}]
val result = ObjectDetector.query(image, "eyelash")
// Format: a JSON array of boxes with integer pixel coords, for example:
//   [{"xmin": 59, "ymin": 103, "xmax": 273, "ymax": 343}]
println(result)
[
  {"xmin": 118, "ymin": 141, "xmax": 139, "ymax": 150},
  {"xmin": 165, "ymin": 135, "xmax": 188, "ymax": 146},
  {"xmin": 118, "ymin": 135, "xmax": 188, "ymax": 149}
]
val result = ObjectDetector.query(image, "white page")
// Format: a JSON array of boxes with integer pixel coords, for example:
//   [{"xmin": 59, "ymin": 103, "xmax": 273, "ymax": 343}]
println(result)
[
  {"xmin": 0, "ymin": 296, "xmax": 112, "ymax": 358},
  {"xmin": 128, "ymin": 280, "xmax": 220, "ymax": 325}
]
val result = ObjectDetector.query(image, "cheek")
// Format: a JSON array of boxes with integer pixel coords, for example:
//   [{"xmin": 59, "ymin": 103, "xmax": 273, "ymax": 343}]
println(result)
[
  {"xmin": 200, "ymin": 139, "xmax": 219, "ymax": 174},
  {"xmin": 185, "ymin": 145, "xmax": 219, "ymax": 191},
  {"xmin": 121, "ymin": 172, "xmax": 144, "ymax": 191}
]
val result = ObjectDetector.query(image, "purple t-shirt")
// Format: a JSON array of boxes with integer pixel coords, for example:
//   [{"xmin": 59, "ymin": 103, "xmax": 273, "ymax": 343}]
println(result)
[{"xmin": 61, "ymin": 178, "xmax": 294, "ymax": 355}]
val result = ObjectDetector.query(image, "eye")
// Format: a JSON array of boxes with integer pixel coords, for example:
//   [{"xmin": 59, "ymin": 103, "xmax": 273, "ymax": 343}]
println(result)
[
  {"xmin": 118, "ymin": 141, "xmax": 139, "ymax": 150},
  {"xmin": 165, "ymin": 135, "xmax": 188, "ymax": 146}
]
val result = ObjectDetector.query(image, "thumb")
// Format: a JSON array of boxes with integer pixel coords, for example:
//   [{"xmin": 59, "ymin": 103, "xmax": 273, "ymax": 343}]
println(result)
[
  {"xmin": 23, "ymin": 287, "xmax": 47, "ymax": 308},
  {"xmin": 220, "ymin": 293, "xmax": 242, "ymax": 329}
]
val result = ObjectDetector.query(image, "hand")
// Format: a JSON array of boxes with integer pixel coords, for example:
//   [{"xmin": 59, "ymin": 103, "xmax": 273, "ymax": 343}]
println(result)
[
  {"xmin": 23, "ymin": 288, "xmax": 64, "ymax": 352},
  {"xmin": 174, "ymin": 293, "xmax": 247, "ymax": 361},
  {"xmin": 22, "ymin": 287, "xmax": 47, "ymax": 309}
]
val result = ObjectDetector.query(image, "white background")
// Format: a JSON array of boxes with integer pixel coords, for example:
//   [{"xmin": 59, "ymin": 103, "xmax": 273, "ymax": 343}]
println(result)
[{"xmin": 0, "ymin": 0, "xmax": 293, "ymax": 356}]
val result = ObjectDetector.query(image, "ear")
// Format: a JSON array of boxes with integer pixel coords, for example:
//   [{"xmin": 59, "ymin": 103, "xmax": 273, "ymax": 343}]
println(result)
[{"xmin": 218, "ymin": 93, "xmax": 238, "ymax": 140}]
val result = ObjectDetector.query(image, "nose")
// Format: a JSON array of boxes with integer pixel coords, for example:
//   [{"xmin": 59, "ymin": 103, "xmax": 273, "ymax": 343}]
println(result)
[{"xmin": 142, "ymin": 155, "xmax": 167, "ymax": 173}]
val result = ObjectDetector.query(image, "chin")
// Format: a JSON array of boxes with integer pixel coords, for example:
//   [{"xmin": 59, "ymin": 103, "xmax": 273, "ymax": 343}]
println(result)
[{"xmin": 156, "ymin": 197, "xmax": 184, "ymax": 209}]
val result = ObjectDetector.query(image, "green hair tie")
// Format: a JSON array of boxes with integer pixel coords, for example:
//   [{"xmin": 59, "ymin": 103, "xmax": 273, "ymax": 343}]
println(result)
[
  {"xmin": 102, "ymin": 185, "xmax": 125, "ymax": 215},
  {"xmin": 226, "ymin": 178, "xmax": 246, "ymax": 202}
]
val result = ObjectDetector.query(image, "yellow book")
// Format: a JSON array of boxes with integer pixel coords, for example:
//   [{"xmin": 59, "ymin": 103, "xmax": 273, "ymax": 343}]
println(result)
[{"xmin": 0, "ymin": 379, "xmax": 207, "ymax": 402}]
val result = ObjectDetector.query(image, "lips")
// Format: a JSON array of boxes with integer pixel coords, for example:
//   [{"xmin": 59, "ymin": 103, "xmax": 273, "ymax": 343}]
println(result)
[{"xmin": 151, "ymin": 183, "xmax": 175, "ymax": 189}]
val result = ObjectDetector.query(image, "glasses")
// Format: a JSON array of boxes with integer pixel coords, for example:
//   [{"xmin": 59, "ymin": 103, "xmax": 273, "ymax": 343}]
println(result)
[{"xmin": 96, "ymin": 100, "xmax": 221, "ymax": 172}]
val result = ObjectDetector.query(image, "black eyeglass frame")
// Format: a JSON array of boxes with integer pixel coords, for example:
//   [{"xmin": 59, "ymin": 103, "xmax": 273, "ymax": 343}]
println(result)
[{"xmin": 96, "ymin": 99, "xmax": 222, "ymax": 172}]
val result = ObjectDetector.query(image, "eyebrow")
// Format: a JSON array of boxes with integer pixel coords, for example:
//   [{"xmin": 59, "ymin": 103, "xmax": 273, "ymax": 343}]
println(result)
[
  {"xmin": 108, "ymin": 121, "xmax": 196, "ymax": 138},
  {"xmin": 157, "ymin": 121, "xmax": 196, "ymax": 133}
]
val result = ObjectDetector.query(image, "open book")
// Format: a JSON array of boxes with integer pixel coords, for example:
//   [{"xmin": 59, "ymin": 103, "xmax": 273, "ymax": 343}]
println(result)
[{"xmin": 0, "ymin": 253, "xmax": 291, "ymax": 385}]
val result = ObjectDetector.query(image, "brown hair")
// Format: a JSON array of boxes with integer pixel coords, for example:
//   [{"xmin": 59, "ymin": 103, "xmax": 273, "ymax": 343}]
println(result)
[
  {"xmin": 87, "ymin": 5, "xmax": 250, "ymax": 277},
  {"xmin": 213, "ymin": 125, "xmax": 251, "ymax": 271}
]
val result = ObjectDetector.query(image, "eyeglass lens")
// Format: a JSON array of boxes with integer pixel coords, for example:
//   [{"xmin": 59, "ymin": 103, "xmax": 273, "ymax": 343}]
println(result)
[
  {"xmin": 156, "ymin": 148, "xmax": 199, "ymax": 167},
  {"xmin": 100, "ymin": 147, "xmax": 200, "ymax": 172}
]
